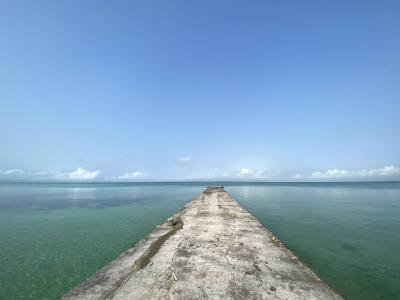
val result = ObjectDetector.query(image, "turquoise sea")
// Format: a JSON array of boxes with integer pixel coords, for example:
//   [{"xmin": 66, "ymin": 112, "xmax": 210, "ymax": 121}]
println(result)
[{"xmin": 1, "ymin": 182, "xmax": 399, "ymax": 299}]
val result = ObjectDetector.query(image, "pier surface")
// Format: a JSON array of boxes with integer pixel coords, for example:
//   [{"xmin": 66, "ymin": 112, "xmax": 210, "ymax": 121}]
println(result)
[{"xmin": 64, "ymin": 187, "xmax": 342, "ymax": 300}]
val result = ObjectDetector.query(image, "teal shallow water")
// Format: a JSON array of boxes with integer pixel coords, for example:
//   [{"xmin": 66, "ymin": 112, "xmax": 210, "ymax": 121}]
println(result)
[{"xmin": 0, "ymin": 182, "xmax": 399, "ymax": 299}]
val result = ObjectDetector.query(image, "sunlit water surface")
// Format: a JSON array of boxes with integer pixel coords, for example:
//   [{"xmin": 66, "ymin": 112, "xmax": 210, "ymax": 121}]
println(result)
[{"xmin": 0, "ymin": 182, "xmax": 399, "ymax": 299}]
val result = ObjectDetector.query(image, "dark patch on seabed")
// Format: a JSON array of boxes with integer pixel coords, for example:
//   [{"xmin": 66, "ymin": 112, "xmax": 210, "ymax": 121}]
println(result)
[{"xmin": 341, "ymin": 243, "xmax": 358, "ymax": 252}]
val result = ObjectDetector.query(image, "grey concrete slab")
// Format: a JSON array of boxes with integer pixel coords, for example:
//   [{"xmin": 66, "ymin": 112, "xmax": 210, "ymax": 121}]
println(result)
[{"xmin": 63, "ymin": 186, "xmax": 343, "ymax": 300}]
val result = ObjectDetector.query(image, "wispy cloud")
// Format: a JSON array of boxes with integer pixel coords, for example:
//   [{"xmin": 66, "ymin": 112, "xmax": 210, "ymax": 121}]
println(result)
[
  {"xmin": 117, "ymin": 171, "xmax": 146, "ymax": 180},
  {"xmin": 187, "ymin": 168, "xmax": 267, "ymax": 180},
  {"xmin": 0, "ymin": 168, "xmax": 58, "ymax": 179},
  {"xmin": 177, "ymin": 156, "xmax": 191, "ymax": 163},
  {"xmin": 0, "ymin": 167, "xmax": 101, "ymax": 180},
  {"xmin": 1, "ymin": 169, "xmax": 25, "ymax": 175},
  {"xmin": 309, "ymin": 165, "xmax": 400, "ymax": 179}
]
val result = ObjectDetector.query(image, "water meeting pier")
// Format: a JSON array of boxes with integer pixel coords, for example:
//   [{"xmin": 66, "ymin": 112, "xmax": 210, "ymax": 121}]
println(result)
[{"xmin": 63, "ymin": 186, "xmax": 342, "ymax": 299}]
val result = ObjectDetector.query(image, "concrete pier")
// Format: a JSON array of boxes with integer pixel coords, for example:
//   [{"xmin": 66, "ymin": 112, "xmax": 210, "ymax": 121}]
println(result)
[{"xmin": 63, "ymin": 186, "xmax": 342, "ymax": 300}]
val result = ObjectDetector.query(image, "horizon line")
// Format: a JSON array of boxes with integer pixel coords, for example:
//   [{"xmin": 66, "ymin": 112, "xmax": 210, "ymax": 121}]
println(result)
[{"xmin": 1, "ymin": 180, "xmax": 400, "ymax": 184}]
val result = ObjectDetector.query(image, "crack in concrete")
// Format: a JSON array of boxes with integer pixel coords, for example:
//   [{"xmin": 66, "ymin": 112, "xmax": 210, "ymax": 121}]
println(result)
[{"xmin": 132, "ymin": 217, "xmax": 183, "ymax": 271}]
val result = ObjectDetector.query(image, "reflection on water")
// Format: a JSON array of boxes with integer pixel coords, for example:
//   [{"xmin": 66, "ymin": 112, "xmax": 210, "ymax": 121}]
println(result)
[
  {"xmin": 0, "ymin": 183, "xmax": 200, "ymax": 211},
  {"xmin": 0, "ymin": 183, "xmax": 203, "ymax": 299},
  {"xmin": 0, "ymin": 182, "xmax": 399, "ymax": 300}
]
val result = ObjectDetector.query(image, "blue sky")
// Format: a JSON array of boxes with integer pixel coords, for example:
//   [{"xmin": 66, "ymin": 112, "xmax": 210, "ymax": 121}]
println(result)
[{"xmin": 1, "ymin": 0, "xmax": 399, "ymax": 181}]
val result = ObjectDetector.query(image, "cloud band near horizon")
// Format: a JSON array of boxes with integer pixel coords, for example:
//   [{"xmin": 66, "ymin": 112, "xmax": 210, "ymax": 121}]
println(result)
[{"xmin": 1, "ymin": 165, "xmax": 399, "ymax": 181}]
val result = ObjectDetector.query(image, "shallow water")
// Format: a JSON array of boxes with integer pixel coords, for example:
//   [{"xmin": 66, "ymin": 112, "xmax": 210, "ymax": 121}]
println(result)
[{"xmin": 0, "ymin": 182, "xmax": 399, "ymax": 299}]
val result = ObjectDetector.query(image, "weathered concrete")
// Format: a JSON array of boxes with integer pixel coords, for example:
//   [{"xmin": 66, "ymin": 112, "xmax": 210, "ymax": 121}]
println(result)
[{"xmin": 63, "ymin": 186, "xmax": 342, "ymax": 300}]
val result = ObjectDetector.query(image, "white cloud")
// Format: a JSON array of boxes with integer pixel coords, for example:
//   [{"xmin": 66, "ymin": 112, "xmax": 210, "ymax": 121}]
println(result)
[
  {"xmin": 310, "ymin": 165, "xmax": 400, "ymax": 179},
  {"xmin": 239, "ymin": 168, "xmax": 253, "ymax": 176},
  {"xmin": 293, "ymin": 174, "xmax": 303, "ymax": 179},
  {"xmin": 177, "ymin": 156, "xmax": 191, "ymax": 163},
  {"xmin": 117, "ymin": 171, "xmax": 145, "ymax": 180},
  {"xmin": 311, "ymin": 169, "xmax": 350, "ymax": 178},
  {"xmin": 67, "ymin": 168, "xmax": 101, "ymax": 180},
  {"xmin": 358, "ymin": 165, "xmax": 400, "ymax": 177},
  {"xmin": 238, "ymin": 168, "xmax": 265, "ymax": 178}
]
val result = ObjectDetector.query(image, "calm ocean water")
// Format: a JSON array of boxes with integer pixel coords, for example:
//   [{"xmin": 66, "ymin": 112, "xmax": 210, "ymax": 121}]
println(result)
[{"xmin": 0, "ymin": 182, "xmax": 399, "ymax": 299}]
